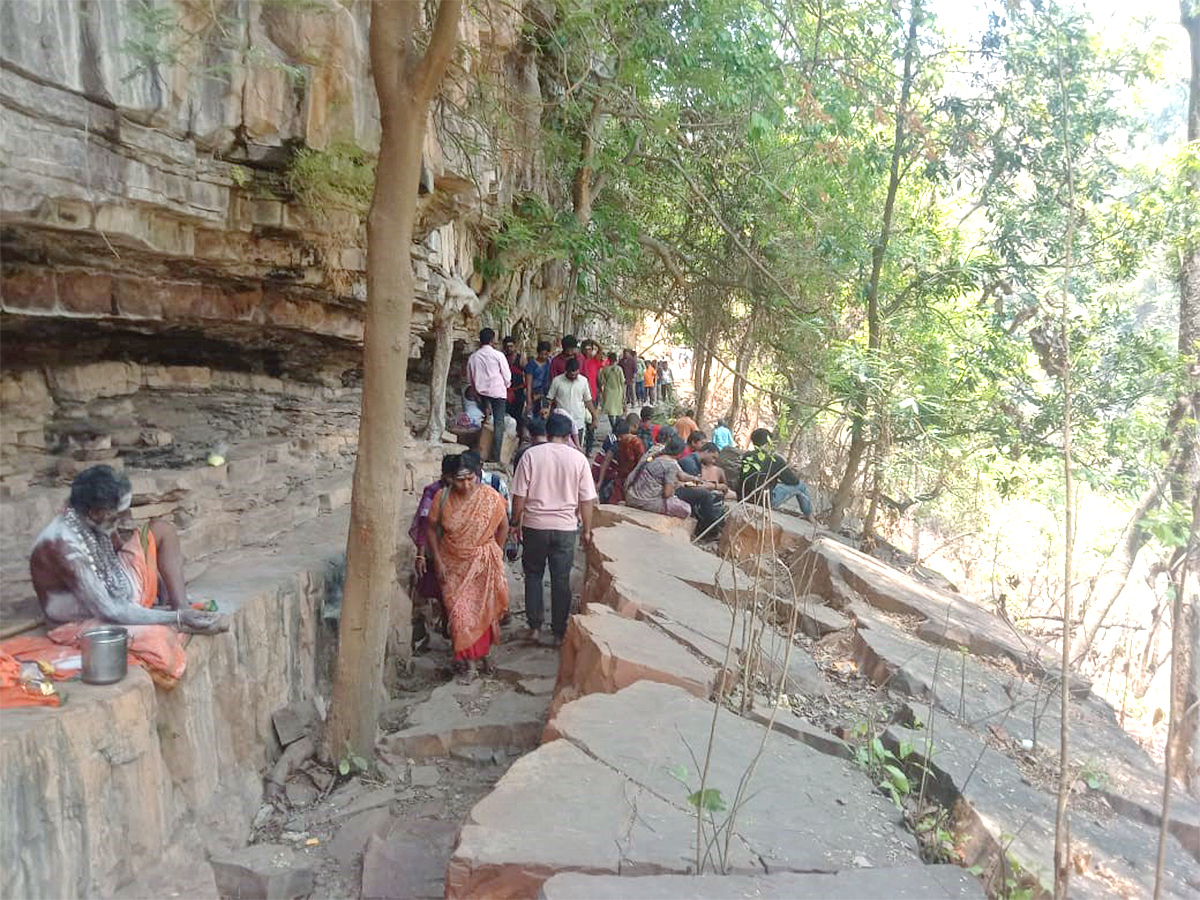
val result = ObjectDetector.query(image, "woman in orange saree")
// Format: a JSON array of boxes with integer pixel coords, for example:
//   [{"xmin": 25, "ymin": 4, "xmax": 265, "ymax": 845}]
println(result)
[{"xmin": 426, "ymin": 454, "xmax": 510, "ymax": 682}]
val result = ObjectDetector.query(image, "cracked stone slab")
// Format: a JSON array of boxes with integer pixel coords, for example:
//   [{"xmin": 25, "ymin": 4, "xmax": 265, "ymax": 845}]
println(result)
[
  {"xmin": 550, "ymin": 605, "xmax": 717, "ymax": 718},
  {"xmin": 444, "ymin": 738, "xmax": 758, "ymax": 900},
  {"xmin": 379, "ymin": 679, "xmax": 547, "ymax": 760},
  {"xmin": 882, "ymin": 717, "xmax": 1200, "ymax": 899},
  {"xmin": 538, "ymin": 866, "xmax": 985, "ymax": 899},
  {"xmin": 594, "ymin": 503, "xmax": 697, "ymax": 540},
  {"xmin": 544, "ymin": 681, "xmax": 920, "ymax": 874},
  {"xmin": 719, "ymin": 507, "xmax": 1081, "ymax": 688},
  {"xmin": 850, "ymin": 608, "xmax": 1195, "ymax": 855},
  {"xmin": 586, "ymin": 524, "xmax": 829, "ymax": 698}
]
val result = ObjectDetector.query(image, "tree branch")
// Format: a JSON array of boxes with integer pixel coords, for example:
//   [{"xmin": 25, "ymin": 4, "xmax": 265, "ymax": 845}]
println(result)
[{"xmin": 412, "ymin": 0, "xmax": 463, "ymax": 102}]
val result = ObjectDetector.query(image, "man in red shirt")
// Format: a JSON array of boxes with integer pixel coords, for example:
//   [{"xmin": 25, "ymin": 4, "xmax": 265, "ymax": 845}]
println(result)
[
  {"xmin": 579, "ymin": 340, "xmax": 606, "ymax": 454},
  {"xmin": 549, "ymin": 335, "xmax": 580, "ymax": 380}
]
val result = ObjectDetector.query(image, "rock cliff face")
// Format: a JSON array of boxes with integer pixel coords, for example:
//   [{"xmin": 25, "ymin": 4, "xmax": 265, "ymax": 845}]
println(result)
[{"xmin": 0, "ymin": 0, "xmax": 566, "ymax": 396}]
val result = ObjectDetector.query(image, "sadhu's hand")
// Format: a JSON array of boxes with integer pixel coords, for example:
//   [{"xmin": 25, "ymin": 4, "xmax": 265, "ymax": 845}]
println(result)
[{"xmin": 414, "ymin": 554, "xmax": 427, "ymax": 576}]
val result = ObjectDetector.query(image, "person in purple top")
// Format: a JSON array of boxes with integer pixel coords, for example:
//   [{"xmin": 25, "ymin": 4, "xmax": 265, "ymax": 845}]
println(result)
[{"xmin": 409, "ymin": 455, "xmax": 458, "ymax": 648}]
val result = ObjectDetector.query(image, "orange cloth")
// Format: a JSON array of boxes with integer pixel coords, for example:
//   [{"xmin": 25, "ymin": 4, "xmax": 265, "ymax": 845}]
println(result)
[
  {"xmin": 0, "ymin": 636, "xmax": 82, "ymax": 679},
  {"xmin": 119, "ymin": 525, "xmax": 159, "ymax": 608},
  {"xmin": 644, "ymin": 364, "xmax": 657, "ymax": 387},
  {"xmin": 46, "ymin": 620, "xmax": 187, "ymax": 689},
  {"xmin": 431, "ymin": 484, "xmax": 509, "ymax": 657},
  {"xmin": 0, "ymin": 651, "xmax": 62, "ymax": 708}
]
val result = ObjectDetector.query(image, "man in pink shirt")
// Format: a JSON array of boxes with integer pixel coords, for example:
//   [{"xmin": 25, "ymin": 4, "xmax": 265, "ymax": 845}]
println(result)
[
  {"xmin": 467, "ymin": 328, "xmax": 513, "ymax": 463},
  {"xmin": 511, "ymin": 413, "xmax": 597, "ymax": 646}
]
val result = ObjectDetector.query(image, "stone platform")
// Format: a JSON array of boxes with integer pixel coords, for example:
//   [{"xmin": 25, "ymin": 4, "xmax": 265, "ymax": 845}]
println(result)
[
  {"xmin": 0, "ymin": 434, "xmax": 449, "ymax": 899},
  {"xmin": 0, "ymin": 509, "xmax": 352, "ymax": 897}
]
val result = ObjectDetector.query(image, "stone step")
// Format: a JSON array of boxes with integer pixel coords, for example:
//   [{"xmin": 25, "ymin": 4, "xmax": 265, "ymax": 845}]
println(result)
[
  {"xmin": 551, "ymin": 603, "xmax": 718, "ymax": 718},
  {"xmin": 446, "ymin": 681, "xmax": 924, "ymax": 899},
  {"xmin": 538, "ymin": 867, "xmax": 985, "ymax": 899},
  {"xmin": 882, "ymin": 716, "xmax": 1200, "ymax": 899},
  {"xmin": 585, "ymin": 522, "xmax": 829, "ymax": 699},
  {"xmin": 379, "ymin": 665, "xmax": 551, "ymax": 762}
]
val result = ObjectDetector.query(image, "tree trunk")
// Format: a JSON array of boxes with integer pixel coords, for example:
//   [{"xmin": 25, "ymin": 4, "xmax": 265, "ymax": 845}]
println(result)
[
  {"xmin": 1052, "ymin": 22, "xmax": 1079, "ymax": 896},
  {"xmin": 425, "ymin": 310, "xmax": 453, "ymax": 441},
  {"xmin": 826, "ymin": 2, "xmax": 920, "ymax": 532},
  {"xmin": 694, "ymin": 341, "xmax": 714, "ymax": 425},
  {"xmin": 1165, "ymin": 0, "xmax": 1200, "ymax": 796},
  {"xmin": 727, "ymin": 303, "xmax": 758, "ymax": 429},
  {"xmin": 326, "ymin": 0, "xmax": 462, "ymax": 763}
]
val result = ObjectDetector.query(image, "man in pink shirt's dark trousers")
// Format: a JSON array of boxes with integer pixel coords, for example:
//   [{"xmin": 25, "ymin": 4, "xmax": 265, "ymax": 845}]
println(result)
[{"xmin": 510, "ymin": 413, "xmax": 597, "ymax": 646}]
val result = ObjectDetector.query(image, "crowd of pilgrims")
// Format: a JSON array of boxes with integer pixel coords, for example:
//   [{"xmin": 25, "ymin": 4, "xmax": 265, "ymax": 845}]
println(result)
[{"xmin": 410, "ymin": 329, "xmax": 815, "ymax": 681}]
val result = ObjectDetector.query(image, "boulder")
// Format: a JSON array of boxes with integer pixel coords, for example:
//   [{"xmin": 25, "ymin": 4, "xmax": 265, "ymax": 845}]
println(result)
[
  {"xmin": 379, "ymin": 677, "xmax": 547, "ymax": 761},
  {"xmin": 362, "ymin": 818, "xmax": 461, "ymax": 900},
  {"xmin": 208, "ymin": 844, "xmax": 315, "ymax": 900},
  {"xmin": 550, "ymin": 605, "xmax": 717, "ymax": 717}
]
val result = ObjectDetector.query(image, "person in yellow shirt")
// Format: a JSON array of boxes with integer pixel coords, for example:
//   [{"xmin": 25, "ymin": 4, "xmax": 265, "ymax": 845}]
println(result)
[{"xmin": 643, "ymin": 360, "xmax": 658, "ymax": 405}]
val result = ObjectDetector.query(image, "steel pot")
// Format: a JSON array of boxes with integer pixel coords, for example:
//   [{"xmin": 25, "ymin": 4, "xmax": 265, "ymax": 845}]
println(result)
[{"xmin": 80, "ymin": 626, "xmax": 129, "ymax": 685}]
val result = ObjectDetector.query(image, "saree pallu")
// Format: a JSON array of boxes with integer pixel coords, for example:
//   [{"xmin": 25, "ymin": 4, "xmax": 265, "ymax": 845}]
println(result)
[{"xmin": 432, "ymin": 485, "xmax": 509, "ymax": 659}]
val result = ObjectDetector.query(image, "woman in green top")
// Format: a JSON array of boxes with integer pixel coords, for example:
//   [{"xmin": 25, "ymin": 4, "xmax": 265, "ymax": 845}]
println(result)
[{"xmin": 598, "ymin": 352, "xmax": 627, "ymax": 429}]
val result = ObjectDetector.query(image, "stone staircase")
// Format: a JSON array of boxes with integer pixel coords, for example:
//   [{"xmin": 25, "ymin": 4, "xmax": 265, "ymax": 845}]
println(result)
[{"xmin": 435, "ymin": 505, "xmax": 1200, "ymax": 900}]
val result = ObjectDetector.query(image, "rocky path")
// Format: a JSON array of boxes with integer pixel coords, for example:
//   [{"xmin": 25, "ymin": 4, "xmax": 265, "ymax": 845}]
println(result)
[
  {"xmin": 208, "ymin": 502, "xmax": 1197, "ymax": 900},
  {"xmin": 226, "ymin": 556, "xmax": 569, "ymax": 900}
]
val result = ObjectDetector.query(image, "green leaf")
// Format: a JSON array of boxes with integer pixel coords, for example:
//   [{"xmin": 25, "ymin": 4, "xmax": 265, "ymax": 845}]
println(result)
[
  {"xmin": 352, "ymin": 756, "xmax": 368, "ymax": 772},
  {"xmin": 338, "ymin": 759, "xmax": 350, "ymax": 776},
  {"xmin": 883, "ymin": 764, "xmax": 910, "ymax": 794},
  {"xmin": 688, "ymin": 788, "xmax": 727, "ymax": 813},
  {"xmin": 667, "ymin": 764, "xmax": 690, "ymax": 784}
]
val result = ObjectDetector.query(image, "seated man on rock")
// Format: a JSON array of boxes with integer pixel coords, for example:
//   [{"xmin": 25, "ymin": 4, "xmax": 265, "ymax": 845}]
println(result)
[
  {"xmin": 30, "ymin": 465, "xmax": 227, "ymax": 633},
  {"xmin": 739, "ymin": 428, "xmax": 814, "ymax": 521}
]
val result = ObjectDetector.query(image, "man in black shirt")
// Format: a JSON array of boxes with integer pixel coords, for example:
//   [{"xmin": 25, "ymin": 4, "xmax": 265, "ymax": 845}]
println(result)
[{"xmin": 739, "ymin": 428, "xmax": 813, "ymax": 519}]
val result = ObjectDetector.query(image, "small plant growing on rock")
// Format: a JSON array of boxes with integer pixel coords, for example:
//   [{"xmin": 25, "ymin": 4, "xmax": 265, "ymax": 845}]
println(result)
[
  {"xmin": 337, "ymin": 740, "xmax": 368, "ymax": 777},
  {"xmin": 667, "ymin": 764, "xmax": 734, "ymax": 872}
]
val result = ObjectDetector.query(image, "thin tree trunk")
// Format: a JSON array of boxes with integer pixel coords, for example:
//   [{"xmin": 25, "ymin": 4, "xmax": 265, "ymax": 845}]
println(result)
[
  {"xmin": 827, "ymin": 2, "xmax": 920, "ymax": 532},
  {"xmin": 695, "ymin": 343, "xmax": 714, "ymax": 425},
  {"xmin": 727, "ymin": 301, "xmax": 758, "ymax": 430},
  {"xmin": 425, "ymin": 310, "xmax": 453, "ymax": 441},
  {"xmin": 326, "ymin": 0, "xmax": 462, "ymax": 763},
  {"xmin": 1164, "ymin": 0, "xmax": 1200, "ymax": 796},
  {"xmin": 1053, "ymin": 26, "xmax": 1078, "ymax": 897}
]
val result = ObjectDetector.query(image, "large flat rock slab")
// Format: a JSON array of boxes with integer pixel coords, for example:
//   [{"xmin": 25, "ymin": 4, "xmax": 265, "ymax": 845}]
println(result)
[
  {"xmin": 539, "ymin": 866, "xmax": 986, "ymax": 899},
  {"xmin": 720, "ymin": 507, "xmax": 1074, "ymax": 685},
  {"xmin": 594, "ymin": 504, "xmax": 697, "ymax": 540},
  {"xmin": 551, "ymin": 605, "xmax": 717, "ymax": 717},
  {"xmin": 544, "ymin": 682, "xmax": 920, "ymax": 874},
  {"xmin": 445, "ymin": 738, "xmax": 756, "ymax": 899},
  {"xmin": 379, "ymin": 678, "xmax": 547, "ymax": 760},
  {"xmin": 587, "ymin": 523, "xmax": 828, "ymax": 698},
  {"xmin": 851, "ymin": 607, "xmax": 1195, "ymax": 854},
  {"xmin": 883, "ymin": 716, "xmax": 1200, "ymax": 899}
]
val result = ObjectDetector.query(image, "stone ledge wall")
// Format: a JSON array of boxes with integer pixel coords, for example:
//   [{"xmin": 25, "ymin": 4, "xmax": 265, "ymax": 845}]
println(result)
[
  {"xmin": 0, "ymin": 512, "xmax": 346, "ymax": 898},
  {"xmin": 1, "ymin": 0, "xmax": 571, "ymax": 377}
]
